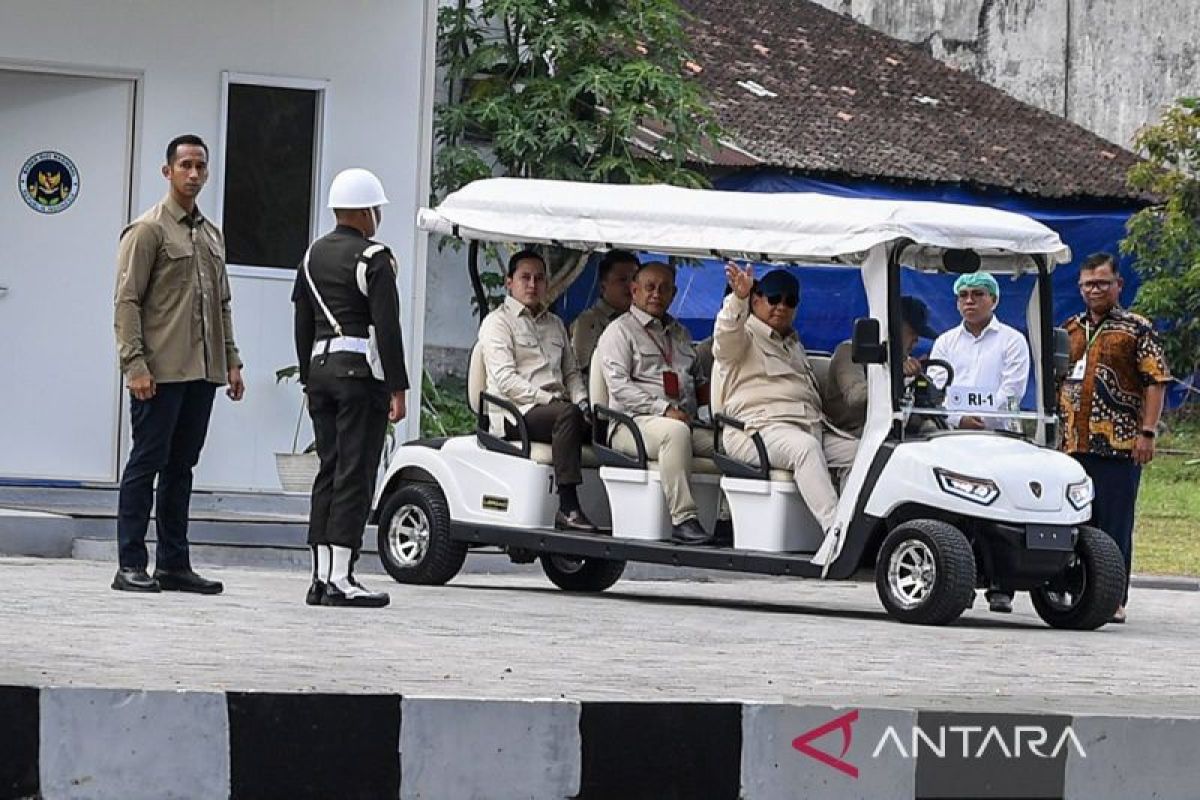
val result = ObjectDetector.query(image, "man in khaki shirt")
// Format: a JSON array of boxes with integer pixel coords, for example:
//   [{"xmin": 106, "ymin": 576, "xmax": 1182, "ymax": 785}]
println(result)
[
  {"xmin": 714, "ymin": 264, "xmax": 857, "ymax": 535},
  {"xmin": 570, "ymin": 249, "xmax": 639, "ymax": 375},
  {"xmin": 594, "ymin": 262, "xmax": 715, "ymax": 545},
  {"xmin": 111, "ymin": 134, "xmax": 244, "ymax": 595},
  {"xmin": 478, "ymin": 250, "xmax": 597, "ymax": 532}
]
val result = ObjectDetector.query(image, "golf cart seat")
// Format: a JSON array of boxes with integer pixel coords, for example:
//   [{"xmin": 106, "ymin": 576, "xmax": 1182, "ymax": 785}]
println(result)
[
  {"xmin": 588, "ymin": 354, "xmax": 722, "ymax": 540},
  {"xmin": 710, "ymin": 361, "xmax": 824, "ymax": 552},
  {"xmin": 467, "ymin": 343, "xmax": 599, "ymax": 468}
]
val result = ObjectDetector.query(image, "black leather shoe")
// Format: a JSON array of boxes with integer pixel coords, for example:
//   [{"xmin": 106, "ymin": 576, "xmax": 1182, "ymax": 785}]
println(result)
[
  {"xmin": 712, "ymin": 518, "xmax": 734, "ymax": 548},
  {"xmin": 154, "ymin": 568, "xmax": 224, "ymax": 595},
  {"xmin": 671, "ymin": 517, "xmax": 713, "ymax": 546},
  {"xmin": 555, "ymin": 508, "xmax": 600, "ymax": 533},
  {"xmin": 112, "ymin": 568, "xmax": 161, "ymax": 593},
  {"xmin": 305, "ymin": 581, "xmax": 326, "ymax": 606},
  {"xmin": 322, "ymin": 579, "xmax": 390, "ymax": 608},
  {"xmin": 986, "ymin": 590, "xmax": 1013, "ymax": 613}
]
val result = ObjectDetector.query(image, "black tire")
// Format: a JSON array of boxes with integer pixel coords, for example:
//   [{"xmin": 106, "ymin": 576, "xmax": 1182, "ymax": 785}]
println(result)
[
  {"xmin": 376, "ymin": 483, "xmax": 466, "ymax": 585},
  {"xmin": 539, "ymin": 554, "xmax": 625, "ymax": 592},
  {"xmin": 875, "ymin": 519, "xmax": 976, "ymax": 625},
  {"xmin": 1030, "ymin": 525, "xmax": 1125, "ymax": 630}
]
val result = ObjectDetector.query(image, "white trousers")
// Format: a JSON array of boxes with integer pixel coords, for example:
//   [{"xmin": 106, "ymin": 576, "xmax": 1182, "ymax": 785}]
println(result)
[
  {"xmin": 724, "ymin": 422, "xmax": 858, "ymax": 530},
  {"xmin": 612, "ymin": 416, "xmax": 715, "ymax": 525}
]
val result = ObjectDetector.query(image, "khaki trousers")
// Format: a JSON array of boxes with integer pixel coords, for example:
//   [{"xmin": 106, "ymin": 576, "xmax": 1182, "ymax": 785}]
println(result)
[
  {"xmin": 611, "ymin": 416, "xmax": 715, "ymax": 525},
  {"xmin": 724, "ymin": 422, "xmax": 858, "ymax": 531}
]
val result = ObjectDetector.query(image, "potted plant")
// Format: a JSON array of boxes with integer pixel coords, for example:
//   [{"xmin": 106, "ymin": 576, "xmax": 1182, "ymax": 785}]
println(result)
[{"xmin": 274, "ymin": 365, "xmax": 320, "ymax": 493}]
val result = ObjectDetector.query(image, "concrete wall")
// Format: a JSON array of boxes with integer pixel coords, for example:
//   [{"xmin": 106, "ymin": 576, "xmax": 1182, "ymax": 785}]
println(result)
[
  {"xmin": 809, "ymin": 0, "xmax": 1200, "ymax": 149},
  {"xmin": 0, "ymin": 0, "xmax": 436, "ymax": 490}
]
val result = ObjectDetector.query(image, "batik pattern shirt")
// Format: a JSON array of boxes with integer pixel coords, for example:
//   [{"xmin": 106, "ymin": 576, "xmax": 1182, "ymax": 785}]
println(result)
[{"xmin": 1059, "ymin": 308, "xmax": 1172, "ymax": 458}]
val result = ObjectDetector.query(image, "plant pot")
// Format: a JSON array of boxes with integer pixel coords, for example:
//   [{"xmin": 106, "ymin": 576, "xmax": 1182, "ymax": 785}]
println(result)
[{"xmin": 275, "ymin": 452, "xmax": 320, "ymax": 494}]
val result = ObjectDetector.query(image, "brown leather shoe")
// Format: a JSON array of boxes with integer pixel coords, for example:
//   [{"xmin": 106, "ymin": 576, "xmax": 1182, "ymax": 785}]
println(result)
[{"xmin": 555, "ymin": 508, "xmax": 599, "ymax": 533}]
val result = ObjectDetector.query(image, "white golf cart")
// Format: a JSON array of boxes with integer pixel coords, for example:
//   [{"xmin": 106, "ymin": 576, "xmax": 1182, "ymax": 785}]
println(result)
[{"xmin": 373, "ymin": 178, "xmax": 1124, "ymax": 628}]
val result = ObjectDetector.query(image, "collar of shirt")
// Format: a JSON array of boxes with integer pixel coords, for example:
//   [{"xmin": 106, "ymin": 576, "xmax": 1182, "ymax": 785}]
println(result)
[
  {"xmin": 745, "ymin": 313, "xmax": 797, "ymax": 345},
  {"xmin": 629, "ymin": 305, "xmax": 676, "ymax": 332},
  {"xmin": 333, "ymin": 224, "xmax": 366, "ymax": 238},
  {"xmin": 163, "ymin": 195, "xmax": 204, "ymax": 228},
  {"xmin": 956, "ymin": 314, "xmax": 1002, "ymax": 341},
  {"xmin": 594, "ymin": 297, "xmax": 620, "ymax": 320},
  {"xmin": 502, "ymin": 294, "xmax": 549, "ymax": 321}
]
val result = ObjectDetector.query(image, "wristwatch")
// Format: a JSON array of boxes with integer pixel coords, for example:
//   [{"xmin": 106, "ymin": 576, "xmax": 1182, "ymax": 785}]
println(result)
[{"xmin": 1139, "ymin": 429, "xmax": 1156, "ymax": 439}]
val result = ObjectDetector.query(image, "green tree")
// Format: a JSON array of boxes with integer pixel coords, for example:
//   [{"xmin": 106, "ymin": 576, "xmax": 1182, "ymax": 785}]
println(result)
[
  {"xmin": 434, "ymin": 0, "xmax": 723, "ymax": 300},
  {"xmin": 1124, "ymin": 97, "xmax": 1200, "ymax": 378}
]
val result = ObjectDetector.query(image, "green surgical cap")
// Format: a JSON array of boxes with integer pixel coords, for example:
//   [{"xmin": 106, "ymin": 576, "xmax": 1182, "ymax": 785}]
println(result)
[{"xmin": 952, "ymin": 271, "xmax": 1000, "ymax": 300}]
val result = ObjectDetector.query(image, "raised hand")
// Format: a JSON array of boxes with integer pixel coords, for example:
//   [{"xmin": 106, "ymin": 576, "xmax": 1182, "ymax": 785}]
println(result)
[{"xmin": 724, "ymin": 261, "xmax": 755, "ymax": 300}]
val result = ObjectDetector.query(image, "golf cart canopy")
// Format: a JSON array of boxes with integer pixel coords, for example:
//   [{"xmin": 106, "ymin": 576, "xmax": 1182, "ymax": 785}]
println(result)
[{"xmin": 417, "ymin": 178, "xmax": 1071, "ymax": 271}]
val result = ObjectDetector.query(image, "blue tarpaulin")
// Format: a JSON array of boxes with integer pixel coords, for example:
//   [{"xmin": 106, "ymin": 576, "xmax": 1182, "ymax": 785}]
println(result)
[{"xmin": 555, "ymin": 172, "xmax": 1195, "ymax": 408}]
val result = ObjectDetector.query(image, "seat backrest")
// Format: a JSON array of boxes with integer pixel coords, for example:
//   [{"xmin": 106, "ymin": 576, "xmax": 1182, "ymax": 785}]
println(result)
[
  {"xmin": 808, "ymin": 352, "xmax": 832, "ymax": 397},
  {"xmin": 467, "ymin": 343, "xmax": 485, "ymax": 414},
  {"xmin": 589, "ymin": 350, "xmax": 609, "ymax": 408},
  {"xmin": 710, "ymin": 360, "xmax": 727, "ymax": 415}
]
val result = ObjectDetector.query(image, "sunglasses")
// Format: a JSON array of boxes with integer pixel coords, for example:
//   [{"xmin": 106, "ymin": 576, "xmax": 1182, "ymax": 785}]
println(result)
[
  {"xmin": 1079, "ymin": 280, "xmax": 1115, "ymax": 292},
  {"xmin": 760, "ymin": 292, "xmax": 799, "ymax": 308}
]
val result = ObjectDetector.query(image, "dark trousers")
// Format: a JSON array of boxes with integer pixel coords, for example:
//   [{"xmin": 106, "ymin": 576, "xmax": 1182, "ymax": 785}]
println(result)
[
  {"xmin": 506, "ymin": 400, "xmax": 585, "ymax": 487},
  {"xmin": 117, "ymin": 380, "xmax": 217, "ymax": 570},
  {"xmin": 306, "ymin": 365, "xmax": 390, "ymax": 551},
  {"xmin": 1073, "ymin": 453, "xmax": 1142, "ymax": 605}
]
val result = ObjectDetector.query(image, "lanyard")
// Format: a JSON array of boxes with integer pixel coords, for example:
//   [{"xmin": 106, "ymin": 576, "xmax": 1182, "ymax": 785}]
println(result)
[
  {"xmin": 1082, "ymin": 317, "xmax": 1108, "ymax": 349},
  {"xmin": 641, "ymin": 323, "xmax": 674, "ymax": 367}
]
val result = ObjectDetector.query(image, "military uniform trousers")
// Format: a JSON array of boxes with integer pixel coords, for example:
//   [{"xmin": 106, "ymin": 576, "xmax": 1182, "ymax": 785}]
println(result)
[
  {"xmin": 724, "ymin": 422, "xmax": 858, "ymax": 531},
  {"xmin": 611, "ymin": 416, "xmax": 716, "ymax": 525},
  {"xmin": 305, "ymin": 359, "xmax": 390, "ymax": 550}
]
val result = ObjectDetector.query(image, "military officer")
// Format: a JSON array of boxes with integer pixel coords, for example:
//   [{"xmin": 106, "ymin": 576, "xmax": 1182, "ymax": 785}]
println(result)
[{"xmin": 292, "ymin": 168, "xmax": 409, "ymax": 608}]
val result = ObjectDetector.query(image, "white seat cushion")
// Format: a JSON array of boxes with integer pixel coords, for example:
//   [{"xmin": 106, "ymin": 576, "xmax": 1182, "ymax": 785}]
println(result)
[{"xmin": 527, "ymin": 442, "xmax": 600, "ymax": 469}]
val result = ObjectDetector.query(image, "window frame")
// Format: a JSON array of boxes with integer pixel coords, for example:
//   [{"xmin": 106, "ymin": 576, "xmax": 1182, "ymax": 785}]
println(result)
[{"xmin": 216, "ymin": 71, "xmax": 329, "ymax": 278}]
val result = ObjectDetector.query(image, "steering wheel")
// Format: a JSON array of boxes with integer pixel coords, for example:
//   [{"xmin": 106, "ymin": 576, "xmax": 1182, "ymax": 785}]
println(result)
[{"xmin": 907, "ymin": 358, "xmax": 956, "ymax": 432}]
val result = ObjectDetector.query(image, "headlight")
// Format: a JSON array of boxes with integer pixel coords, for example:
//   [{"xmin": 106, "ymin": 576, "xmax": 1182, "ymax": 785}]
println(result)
[
  {"xmin": 1066, "ymin": 479, "xmax": 1093, "ymax": 511},
  {"xmin": 934, "ymin": 468, "xmax": 1000, "ymax": 505}
]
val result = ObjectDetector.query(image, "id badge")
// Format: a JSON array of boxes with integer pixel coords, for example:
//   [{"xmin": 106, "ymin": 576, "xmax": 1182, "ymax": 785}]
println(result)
[
  {"xmin": 662, "ymin": 370, "xmax": 682, "ymax": 399},
  {"xmin": 1067, "ymin": 356, "xmax": 1087, "ymax": 382}
]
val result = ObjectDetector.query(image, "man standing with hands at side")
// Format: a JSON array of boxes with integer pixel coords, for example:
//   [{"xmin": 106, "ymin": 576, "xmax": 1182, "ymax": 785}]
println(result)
[
  {"xmin": 293, "ymin": 168, "xmax": 408, "ymax": 608},
  {"xmin": 1059, "ymin": 252, "xmax": 1171, "ymax": 624},
  {"xmin": 113, "ymin": 134, "xmax": 244, "ymax": 595}
]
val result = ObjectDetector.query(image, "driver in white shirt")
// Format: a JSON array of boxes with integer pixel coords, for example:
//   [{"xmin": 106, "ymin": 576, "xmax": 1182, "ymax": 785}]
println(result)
[{"xmin": 929, "ymin": 272, "xmax": 1030, "ymax": 431}]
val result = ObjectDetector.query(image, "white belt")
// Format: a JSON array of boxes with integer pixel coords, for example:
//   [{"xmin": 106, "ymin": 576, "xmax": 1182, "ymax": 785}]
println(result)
[{"xmin": 312, "ymin": 336, "xmax": 370, "ymax": 358}]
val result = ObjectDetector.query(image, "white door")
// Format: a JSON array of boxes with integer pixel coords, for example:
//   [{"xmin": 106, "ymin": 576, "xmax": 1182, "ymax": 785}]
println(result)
[{"xmin": 0, "ymin": 70, "xmax": 134, "ymax": 482}]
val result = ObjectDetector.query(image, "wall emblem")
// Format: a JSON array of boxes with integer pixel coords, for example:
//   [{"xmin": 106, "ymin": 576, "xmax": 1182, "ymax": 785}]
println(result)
[{"xmin": 19, "ymin": 151, "xmax": 79, "ymax": 213}]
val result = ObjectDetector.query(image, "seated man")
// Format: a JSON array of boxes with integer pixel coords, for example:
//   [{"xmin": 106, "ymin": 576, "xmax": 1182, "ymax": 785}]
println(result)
[
  {"xmin": 714, "ymin": 264, "xmax": 858, "ymax": 539},
  {"xmin": 478, "ymin": 249, "xmax": 597, "ymax": 532},
  {"xmin": 571, "ymin": 249, "xmax": 640, "ymax": 375},
  {"xmin": 594, "ymin": 262, "xmax": 716, "ymax": 545},
  {"xmin": 825, "ymin": 295, "xmax": 938, "ymax": 436},
  {"xmin": 930, "ymin": 272, "xmax": 1030, "ymax": 431},
  {"xmin": 929, "ymin": 271, "xmax": 1030, "ymax": 614}
]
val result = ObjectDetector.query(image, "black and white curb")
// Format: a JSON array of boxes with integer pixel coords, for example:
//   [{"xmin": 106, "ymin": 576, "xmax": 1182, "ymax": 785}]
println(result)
[{"xmin": 3, "ymin": 685, "xmax": 1198, "ymax": 799}]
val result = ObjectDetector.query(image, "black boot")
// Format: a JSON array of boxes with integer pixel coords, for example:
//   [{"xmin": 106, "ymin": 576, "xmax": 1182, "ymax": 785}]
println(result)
[
  {"xmin": 306, "ymin": 544, "xmax": 327, "ymax": 606},
  {"xmin": 321, "ymin": 545, "xmax": 390, "ymax": 608}
]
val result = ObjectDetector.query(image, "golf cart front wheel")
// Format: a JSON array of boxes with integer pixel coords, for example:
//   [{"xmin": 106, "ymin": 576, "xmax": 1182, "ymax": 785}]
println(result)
[
  {"xmin": 1030, "ymin": 525, "xmax": 1125, "ymax": 630},
  {"xmin": 539, "ymin": 554, "xmax": 625, "ymax": 592},
  {"xmin": 377, "ymin": 483, "xmax": 466, "ymax": 586},
  {"xmin": 875, "ymin": 519, "xmax": 976, "ymax": 625}
]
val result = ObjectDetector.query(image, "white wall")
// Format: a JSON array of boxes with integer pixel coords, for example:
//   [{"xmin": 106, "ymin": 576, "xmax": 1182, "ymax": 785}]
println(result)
[{"xmin": 0, "ymin": 0, "xmax": 436, "ymax": 491}]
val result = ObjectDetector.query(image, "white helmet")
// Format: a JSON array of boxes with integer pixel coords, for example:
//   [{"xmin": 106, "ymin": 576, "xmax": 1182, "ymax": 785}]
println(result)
[{"xmin": 327, "ymin": 168, "xmax": 389, "ymax": 209}]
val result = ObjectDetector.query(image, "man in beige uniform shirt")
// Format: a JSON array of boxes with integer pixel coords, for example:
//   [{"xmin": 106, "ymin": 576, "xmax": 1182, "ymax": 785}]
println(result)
[
  {"xmin": 594, "ymin": 262, "xmax": 715, "ymax": 545},
  {"xmin": 714, "ymin": 264, "xmax": 857, "ymax": 536},
  {"xmin": 112, "ymin": 134, "xmax": 244, "ymax": 594},
  {"xmin": 479, "ymin": 250, "xmax": 597, "ymax": 531},
  {"xmin": 570, "ymin": 249, "xmax": 639, "ymax": 375}
]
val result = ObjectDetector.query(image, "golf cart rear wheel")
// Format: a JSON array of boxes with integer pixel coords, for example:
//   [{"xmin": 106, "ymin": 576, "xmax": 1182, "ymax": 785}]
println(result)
[
  {"xmin": 539, "ymin": 554, "xmax": 625, "ymax": 592},
  {"xmin": 875, "ymin": 519, "xmax": 976, "ymax": 625},
  {"xmin": 377, "ymin": 483, "xmax": 466, "ymax": 586},
  {"xmin": 1030, "ymin": 525, "xmax": 1125, "ymax": 630}
]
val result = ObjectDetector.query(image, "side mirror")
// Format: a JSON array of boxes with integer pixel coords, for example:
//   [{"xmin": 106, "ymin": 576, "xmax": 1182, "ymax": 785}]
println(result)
[
  {"xmin": 1052, "ymin": 327, "xmax": 1071, "ymax": 380},
  {"xmin": 851, "ymin": 318, "xmax": 888, "ymax": 364}
]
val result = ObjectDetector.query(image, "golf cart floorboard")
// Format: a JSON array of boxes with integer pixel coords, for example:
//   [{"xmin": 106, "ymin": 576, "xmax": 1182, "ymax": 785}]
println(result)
[{"xmin": 450, "ymin": 524, "xmax": 825, "ymax": 578}]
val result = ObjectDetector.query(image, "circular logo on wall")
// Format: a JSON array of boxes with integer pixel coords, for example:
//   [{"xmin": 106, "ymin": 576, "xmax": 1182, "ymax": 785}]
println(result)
[{"xmin": 19, "ymin": 151, "xmax": 79, "ymax": 213}]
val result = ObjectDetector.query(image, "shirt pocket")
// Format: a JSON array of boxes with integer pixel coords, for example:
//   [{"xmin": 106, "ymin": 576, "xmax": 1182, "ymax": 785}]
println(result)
[{"xmin": 156, "ymin": 242, "xmax": 194, "ymax": 291}]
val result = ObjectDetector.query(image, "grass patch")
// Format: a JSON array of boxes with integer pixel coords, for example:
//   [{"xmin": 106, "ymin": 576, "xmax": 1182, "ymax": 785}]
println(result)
[{"xmin": 1134, "ymin": 408, "xmax": 1200, "ymax": 576}]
